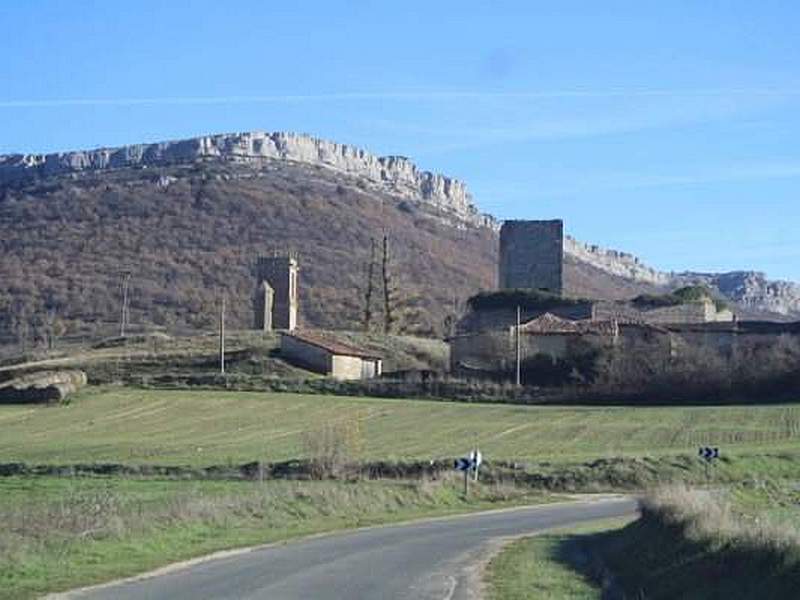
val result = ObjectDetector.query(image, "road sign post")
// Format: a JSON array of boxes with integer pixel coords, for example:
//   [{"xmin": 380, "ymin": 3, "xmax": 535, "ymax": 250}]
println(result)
[
  {"xmin": 699, "ymin": 446, "xmax": 720, "ymax": 482},
  {"xmin": 471, "ymin": 449, "xmax": 482, "ymax": 482},
  {"xmin": 455, "ymin": 449, "xmax": 483, "ymax": 498}
]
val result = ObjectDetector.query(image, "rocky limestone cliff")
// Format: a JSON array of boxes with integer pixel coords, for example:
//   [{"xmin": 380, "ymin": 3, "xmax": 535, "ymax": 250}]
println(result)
[
  {"xmin": 564, "ymin": 236, "xmax": 672, "ymax": 287},
  {"xmin": 0, "ymin": 131, "xmax": 495, "ymax": 228},
  {"xmin": 565, "ymin": 237, "xmax": 800, "ymax": 319}
]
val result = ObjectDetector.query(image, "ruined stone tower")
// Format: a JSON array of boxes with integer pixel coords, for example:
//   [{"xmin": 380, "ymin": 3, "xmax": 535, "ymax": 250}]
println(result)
[
  {"xmin": 498, "ymin": 220, "xmax": 564, "ymax": 295},
  {"xmin": 253, "ymin": 280, "xmax": 275, "ymax": 331},
  {"xmin": 255, "ymin": 253, "xmax": 298, "ymax": 331}
]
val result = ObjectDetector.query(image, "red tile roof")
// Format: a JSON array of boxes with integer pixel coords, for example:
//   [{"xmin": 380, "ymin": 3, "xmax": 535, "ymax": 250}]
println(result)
[
  {"xmin": 281, "ymin": 331, "xmax": 383, "ymax": 359},
  {"xmin": 517, "ymin": 313, "xmax": 620, "ymax": 336}
]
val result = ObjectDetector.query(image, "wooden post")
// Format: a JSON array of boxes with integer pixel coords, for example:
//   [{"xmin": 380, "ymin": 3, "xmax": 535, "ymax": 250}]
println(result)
[
  {"xmin": 219, "ymin": 295, "xmax": 226, "ymax": 374},
  {"xmin": 120, "ymin": 272, "xmax": 131, "ymax": 337},
  {"xmin": 463, "ymin": 467, "xmax": 469, "ymax": 498},
  {"xmin": 515, "ymin": 305, "xmax": 521, "ymax": 386}
]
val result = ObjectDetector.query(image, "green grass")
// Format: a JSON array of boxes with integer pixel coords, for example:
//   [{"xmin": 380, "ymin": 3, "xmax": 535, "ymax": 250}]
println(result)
[
  {"xmin": 590, "ymin": 487, "xmax": 800, "ymax": 599},
  {"xmin": 486, "ymin": 517, "xmax": 632, "ymax": 600},
  {"xmin": 0, "ymin": 475, "xmax": 548, "ymax": 600},
  {"xmin": 2, "ymin": 386, "xmax": 800, "ymax": 465}
]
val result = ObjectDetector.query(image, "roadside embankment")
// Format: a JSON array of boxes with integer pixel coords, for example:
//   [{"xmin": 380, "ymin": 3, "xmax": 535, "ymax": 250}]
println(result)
[
  {"xmin": 594, "ymin": 486, "xmax": 800, "ymax": 599},
  {"xmin": 488, "ymin": 485, "xmax": 800, "ymax": 600}
]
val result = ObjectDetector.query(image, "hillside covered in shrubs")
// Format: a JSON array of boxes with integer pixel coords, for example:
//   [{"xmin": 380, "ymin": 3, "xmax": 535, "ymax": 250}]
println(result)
[{"xmin": 0, "ymin": 159, "xmax": 498, "ymax": 346}]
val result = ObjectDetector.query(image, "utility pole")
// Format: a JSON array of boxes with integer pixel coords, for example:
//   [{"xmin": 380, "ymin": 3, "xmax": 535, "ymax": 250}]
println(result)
[
  {"xmin": 219, "ymin": 295, "xmax": 226, "ymax": 374},
  {"xmin": 515, "ymin": 305, "xmax": 521, "ymax": 386},
  {"xmin": 120, "ymin": 271, "xmax": 132, "ymax": 337}
]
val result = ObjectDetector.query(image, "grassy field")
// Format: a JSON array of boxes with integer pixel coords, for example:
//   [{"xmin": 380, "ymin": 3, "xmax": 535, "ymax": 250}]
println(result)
[
  {"xmin": 2, "ymin": 386, "xmax": 800, "ymax": 466},
  {"xmin": 0, "ymin": 475, "xmax": 546, "ymax": 600},
  {"xmin": 486, "ymin": 518, "xmax": 632, "ymax": 600},
  {"xmin": 4, "ymin": 385, "xmax": 800, "ymax": 598}
]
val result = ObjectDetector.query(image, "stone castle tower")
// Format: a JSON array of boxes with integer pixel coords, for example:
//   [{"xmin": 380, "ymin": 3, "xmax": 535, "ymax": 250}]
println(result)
[
  {"xmin": 254, "ymin": 254, "xmax": 298, "ymax": 331},
  {"xmin": 498, "ymin": 220, "xmax": 564, "ymax": 296}
]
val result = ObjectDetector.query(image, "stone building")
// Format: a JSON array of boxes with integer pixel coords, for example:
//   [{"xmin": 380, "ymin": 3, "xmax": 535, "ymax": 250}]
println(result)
[
  {"xmin": 280, "ymin": 331, "xmax": 383, "ymax": 380},
  {"xmin": 498, "ymin": 220, "xmax": 564, "ymax": 295},
  {"xmin": 450, "ymin": 312, "xmax": 674, "ymax": 382},
  {"xmin": 455, "ymin": 295, "xmax": 733, "ymax": 338},
  {"xmin": 450, "ymin": 312, "xmax": 623, "ymax": 377},
  {"xmin": 450, "ymin": 215, "xmax": 796, "ymax": 384},
  {"xmin": 255, "ymin": 254, "xmax": 299, "ymax": 331}
]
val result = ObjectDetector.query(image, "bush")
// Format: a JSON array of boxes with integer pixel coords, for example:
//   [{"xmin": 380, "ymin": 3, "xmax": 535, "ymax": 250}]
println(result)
[
  {"xmin": 467, "ymin": 289, "xmax": 589, "ymax": 312},
  {"xmin": 302, "ymin": 418, "xmax": 365, "ymax": 479},
  {"xmin": 598, "ymin": 335, "xmax": 800, "ymax": 403},
  {"xmin": 594, "ymin": 485, "xmax": 800, "ymax": 599},
  {"xmin": 632, "ymin": 285, "xmax": 730, "ymax": 312}
]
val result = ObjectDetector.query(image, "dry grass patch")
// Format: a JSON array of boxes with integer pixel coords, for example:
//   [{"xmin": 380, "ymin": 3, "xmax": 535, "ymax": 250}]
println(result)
[{"xmin": 591, "ymin": 485, "xmax": 800, "ymax": 599}]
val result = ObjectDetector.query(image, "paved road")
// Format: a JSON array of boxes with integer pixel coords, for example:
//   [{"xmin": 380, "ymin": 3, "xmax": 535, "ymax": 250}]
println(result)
[{"xmin": 69, "ymin": 498, "xmax": 637, "ymax": 600}]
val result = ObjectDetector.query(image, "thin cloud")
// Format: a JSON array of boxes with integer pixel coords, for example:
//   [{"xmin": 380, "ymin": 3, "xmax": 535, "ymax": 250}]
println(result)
[
  {"xmin": 514, "ymin": 161, "xmax": 800, "ymax": 198},
  {"xmin": 3, "ymin": 88, "xmax": 800, "ymax": 108}
]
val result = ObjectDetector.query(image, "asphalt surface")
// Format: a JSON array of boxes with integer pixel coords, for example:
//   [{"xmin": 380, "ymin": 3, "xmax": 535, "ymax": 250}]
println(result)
[{"xmin": 69, "ymin": 497, "xmax": 637, "ymax": 600}]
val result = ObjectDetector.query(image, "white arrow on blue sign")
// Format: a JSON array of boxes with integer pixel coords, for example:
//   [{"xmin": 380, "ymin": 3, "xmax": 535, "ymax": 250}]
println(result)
[
  {"xmin": 454, "ymin": 457, "xmax": 473, "ymax": 471},
  {"xmin": 699, "ymin": 447, "xmax": 720, "ymax": 460}
]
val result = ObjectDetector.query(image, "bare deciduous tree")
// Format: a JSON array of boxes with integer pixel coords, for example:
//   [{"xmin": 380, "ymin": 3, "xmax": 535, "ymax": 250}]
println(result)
[
  {"xmin": 381, "ymin": 234, "xmax": 395, "ymax": 334},
  {"xmin": 362, "ymin": 238, "xmax": 377, "ymax": 331}
]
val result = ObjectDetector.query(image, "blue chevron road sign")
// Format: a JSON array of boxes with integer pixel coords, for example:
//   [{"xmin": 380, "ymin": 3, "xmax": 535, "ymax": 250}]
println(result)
[
  {"xmin": 454, "ymin": 457, "xmax": 473, "ymax": 471},
  {"xmin": 455, "ymin": 449, "xmax": 483, "ymax": 472},
  {"xmin": 699, "ymin": 447, "xmax": 720, "ymax": 461}
]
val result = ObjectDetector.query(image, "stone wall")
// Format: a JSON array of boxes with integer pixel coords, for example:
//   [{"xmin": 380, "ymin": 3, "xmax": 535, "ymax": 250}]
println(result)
[
  {"xmin": 330, "ymin": 355, "xmax": 367, "ymax": 380},
  {"xmin": 280, "ymin": 334, "xmax": 332, "ymax": 374},
  {"xmin": 594, "ymin": 298, "xmax": 734, "ymax": 324},
  {"xmin": 456, "ymin": 303, "xmax": 594, "ymax": 334},
  {"xmin": 498, "ymin": 220, "xmax": 564, "ymax": 294},
  {"xmin": 450, "ymin": 328, "xmax": 612, "ymax": 381},
  {"xmin": 253, "ymin": 281, "xmax": 274, "ymax": 331}
]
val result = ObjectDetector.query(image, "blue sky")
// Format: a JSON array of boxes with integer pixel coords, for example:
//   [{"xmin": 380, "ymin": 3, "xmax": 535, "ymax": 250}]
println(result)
[{"xmin": 2, "ymin": 1, "xmax": 799, "ymax": 280}]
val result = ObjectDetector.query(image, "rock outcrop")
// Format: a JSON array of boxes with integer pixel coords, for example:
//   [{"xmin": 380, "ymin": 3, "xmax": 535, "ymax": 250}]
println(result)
[
  {"xmin": 0, "ymin": 131, "xmax": 494, "ymax": 228},
  {"xmin": 565, "ymin": 237, "xmax": 800, "ymax": 319},
  {"xmin": 564, "ymin": 236, "xmax": 672, "ymax": 287},
  {"xmin": 681, "ymin": 271, "xmax": 800, "ymax": 318}
]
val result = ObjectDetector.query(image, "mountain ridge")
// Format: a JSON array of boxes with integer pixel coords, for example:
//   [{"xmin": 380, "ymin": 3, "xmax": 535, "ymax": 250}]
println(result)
[
  {"xmin": 0, "ymin": 130, "xmax": 495, "ymax": 229},
  {"xmin": 0, "ymin": 131, "xmax": 797, "ymax": 339}
]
